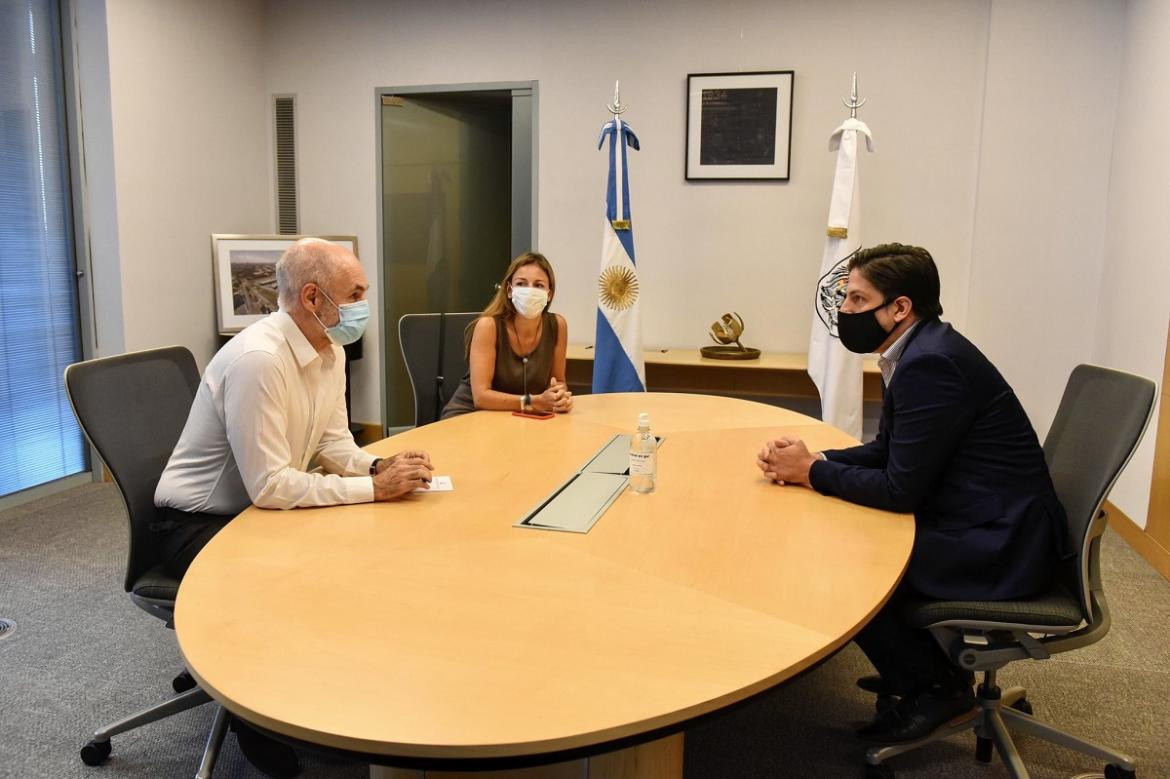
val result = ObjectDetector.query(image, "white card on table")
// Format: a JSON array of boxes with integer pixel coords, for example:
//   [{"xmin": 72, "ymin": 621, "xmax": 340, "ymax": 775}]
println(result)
[{"xmin": 416, "ymin": 475, "xmax": 453, "ymax": 492}]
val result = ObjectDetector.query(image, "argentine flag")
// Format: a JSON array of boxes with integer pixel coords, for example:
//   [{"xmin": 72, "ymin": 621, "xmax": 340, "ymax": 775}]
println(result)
[{"xmin": 593, "ymin": 116, "xmax": 645, "ymax": 393}]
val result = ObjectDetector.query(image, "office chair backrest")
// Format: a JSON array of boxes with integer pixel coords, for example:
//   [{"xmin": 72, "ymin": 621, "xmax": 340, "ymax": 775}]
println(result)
[
  {"xmin": 65, "ymin": 347, "xmax": 201, "ymax": 592},
  {"xmin": 1042, "ymin": 364, "xmax": 1156, "ymax": 617},
  {"xmin": 399, "ymin": 312, "xmax": 478, "ymax": 426},
  {"xmin": 442, "ymin": 311, "xmax": 479, "ymax": 392},
  {"xmin": 399, "ymin": 314, "xmax": 442, "ymax": 426}
]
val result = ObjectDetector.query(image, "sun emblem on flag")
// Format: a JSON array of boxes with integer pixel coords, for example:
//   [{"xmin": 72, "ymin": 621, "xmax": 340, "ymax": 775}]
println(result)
[
  {"xmin": 598, "ymin": 265, "xmax": 639, "ymax": 311},
  {"xmin": 816, "ymin": 247, "xmax": 862, "ymax": 337}
]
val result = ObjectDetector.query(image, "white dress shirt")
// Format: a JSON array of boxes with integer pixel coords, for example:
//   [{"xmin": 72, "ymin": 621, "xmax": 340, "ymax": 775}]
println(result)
[
  {"xmin": 155, "ymin": 311, "xmax": 376, "ymax": 514},
  {"xmin": 815, "ymin": 320, "xmax": 920, "ymax": 463},
  {"xmin": 877, "ymin": 320, "xmax": 920, "ymax": 386}
]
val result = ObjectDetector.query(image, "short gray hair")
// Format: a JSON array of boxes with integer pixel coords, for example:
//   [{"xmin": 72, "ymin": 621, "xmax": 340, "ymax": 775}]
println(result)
[{"xmin": 275, "ymin": 238, "xmax": 334, "ymax": 310}]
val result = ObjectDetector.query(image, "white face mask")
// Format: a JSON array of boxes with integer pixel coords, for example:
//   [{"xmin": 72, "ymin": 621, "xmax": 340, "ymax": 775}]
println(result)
[{"xmin": 510, "ymin": 286, "xmax": 548, "ymax": 319}]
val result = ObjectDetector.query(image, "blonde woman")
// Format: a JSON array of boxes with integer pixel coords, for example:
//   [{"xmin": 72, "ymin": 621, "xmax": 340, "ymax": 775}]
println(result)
[{"xmin": 441, "ymin": 252, "xmax": 572, "ymax": 418}]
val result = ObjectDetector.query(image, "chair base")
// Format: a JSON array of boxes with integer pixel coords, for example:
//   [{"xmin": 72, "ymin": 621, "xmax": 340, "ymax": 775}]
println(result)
[
  {"xmin": 864, "ymin": 679, "xmax": 1137, "ymax": 779},
  {"xmin": 196, "ymin": 705, "xmax": 230, "ymax": 779},
  {"xmin": 91, "ymin": 685, "xmax": 211, "ymax": 741},
  {"xmin": 81, "ymin": 685, "xmax": 229, "ymax": 778}
]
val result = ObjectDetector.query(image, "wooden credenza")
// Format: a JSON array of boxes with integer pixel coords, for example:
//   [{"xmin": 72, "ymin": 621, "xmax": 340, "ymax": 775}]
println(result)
[{"xmin": 565, "ymin": 344, "xmax": 883, "ymax": 402}]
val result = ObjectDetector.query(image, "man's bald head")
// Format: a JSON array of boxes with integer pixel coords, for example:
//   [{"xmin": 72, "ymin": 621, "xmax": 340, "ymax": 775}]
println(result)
[{"xmin": 275, "ymin": 238, "xmax": 360, "ymax": 311}]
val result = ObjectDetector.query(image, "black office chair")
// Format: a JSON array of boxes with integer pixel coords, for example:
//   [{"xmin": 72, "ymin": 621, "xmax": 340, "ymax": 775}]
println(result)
[
  {"xmin": 398, "ymin": 311, "xmax": 478, "ymax": 426},
  {"xmin": 865, "ymin": 365, "xmax": 1157, "ymax": 779},
  {"xmin": 65, "ymin": 346, "xmax": 229, "ymax": 778}
]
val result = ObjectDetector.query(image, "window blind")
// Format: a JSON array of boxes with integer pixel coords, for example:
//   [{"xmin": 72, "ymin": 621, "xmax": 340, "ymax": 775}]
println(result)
[{"xmin": 0, "ymin": 0, "xmax": 87, "ymax": 496}]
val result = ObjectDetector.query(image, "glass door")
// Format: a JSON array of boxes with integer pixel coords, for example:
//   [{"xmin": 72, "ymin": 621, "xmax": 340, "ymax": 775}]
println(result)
[{"xmin": 379, "ymin": 85, "xmax": 535, "ymax": 428}]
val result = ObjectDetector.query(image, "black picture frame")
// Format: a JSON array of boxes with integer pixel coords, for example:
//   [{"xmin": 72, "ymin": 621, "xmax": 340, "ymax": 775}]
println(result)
[{"xmin": 686, "ymin": 70, "xmax": 794, "ymax": 181}]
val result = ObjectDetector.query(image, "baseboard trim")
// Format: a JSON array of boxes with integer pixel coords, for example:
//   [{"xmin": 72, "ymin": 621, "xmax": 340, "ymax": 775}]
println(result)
[
  {"xmin": 1105, "ymin": 500, "xmax": 1170, "ymax": 582},
  {"xmin": 0, "ymin": 472, "xmax": 94, "ymax": 511}
]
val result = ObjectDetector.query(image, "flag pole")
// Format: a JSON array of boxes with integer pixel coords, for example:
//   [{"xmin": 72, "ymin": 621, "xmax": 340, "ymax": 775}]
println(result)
[
  {"xmin": 842, "ymin": 72, "xmax": 866, "ymax": 118},
  {"xmin": 807, "ymin": 73, "xmax": 874, "ymax": 440},
  {"xmin": 607, "ymin": 80, "xmax": 627, "ymax": 119},
  {"xmin": 608, "ymin": 81, "xmax": 628, "ymax": 233},
  {"xmin": 593, "ymin": 81, "xmax": 646, "ymax": 393}
]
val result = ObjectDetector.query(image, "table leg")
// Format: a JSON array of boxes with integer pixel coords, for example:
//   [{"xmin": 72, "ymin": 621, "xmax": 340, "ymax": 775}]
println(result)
[
  {"xmin": 588, "ymin": 733, "xmax": 684, "ymax": 779},
  {"xmin": 370, "ymin": 733, "xmax": 683, "ymax": 779}
]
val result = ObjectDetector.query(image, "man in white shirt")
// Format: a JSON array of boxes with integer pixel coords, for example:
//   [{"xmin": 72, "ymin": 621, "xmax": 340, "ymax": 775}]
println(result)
[
  {"xmin": 154, "ymin": 238, "xmax": 431, "ymax": 778},
  {"xmin": 155, "ymin": 238, "xmax": 432, "ymax": 576}
]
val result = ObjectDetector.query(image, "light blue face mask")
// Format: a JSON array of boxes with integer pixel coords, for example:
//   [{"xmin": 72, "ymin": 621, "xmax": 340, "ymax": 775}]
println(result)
[{"xmin": 313, "ymin": 289, "xmax": 370, "ymax": 346}]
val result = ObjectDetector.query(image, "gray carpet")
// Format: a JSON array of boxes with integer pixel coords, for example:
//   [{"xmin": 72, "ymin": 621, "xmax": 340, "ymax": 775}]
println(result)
[{"xmin": 1, "ymin": 483, "xmax": 1167, "ymax": 778}]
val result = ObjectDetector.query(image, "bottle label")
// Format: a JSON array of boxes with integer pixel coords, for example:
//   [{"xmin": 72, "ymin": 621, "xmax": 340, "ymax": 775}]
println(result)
[{"xmin": 629, "ymin": 451, "xmax": 655, "ymax": 476}]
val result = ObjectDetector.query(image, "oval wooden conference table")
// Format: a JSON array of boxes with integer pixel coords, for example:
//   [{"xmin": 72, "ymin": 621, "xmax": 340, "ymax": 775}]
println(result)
[{"xmin": 175, "ymin": 393, "xmax": 913, "ymax": 778}]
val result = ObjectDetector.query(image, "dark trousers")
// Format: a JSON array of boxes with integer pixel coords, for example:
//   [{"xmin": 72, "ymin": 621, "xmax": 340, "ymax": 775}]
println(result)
[
  {"xmin": 854, "ymin": 581, "xmax": 972, "ymax": 695},
  {"xmin": 152, "ymin": 506, "xmax": 234, "ymax": 580}
]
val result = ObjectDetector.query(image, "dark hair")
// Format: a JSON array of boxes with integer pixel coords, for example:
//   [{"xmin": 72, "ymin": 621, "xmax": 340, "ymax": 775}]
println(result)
[{"xmin": 848, "ymin": 243, "xmax": 943, "ymax": 320}]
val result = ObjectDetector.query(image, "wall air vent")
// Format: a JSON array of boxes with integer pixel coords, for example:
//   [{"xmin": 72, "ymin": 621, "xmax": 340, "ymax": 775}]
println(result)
[{"xmin": 274, "ymin": 95, "xmax": 298, "ymax": 234}]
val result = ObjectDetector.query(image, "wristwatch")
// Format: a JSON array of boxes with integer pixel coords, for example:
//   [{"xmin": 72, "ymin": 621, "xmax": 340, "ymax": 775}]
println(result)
[
  {"xmin": 521, "ymin": 393, "xmax": 532, "ymax": 411},
  {"xmin": 369, "ymin": 458, "xmax": 382, "ymax": 476}
]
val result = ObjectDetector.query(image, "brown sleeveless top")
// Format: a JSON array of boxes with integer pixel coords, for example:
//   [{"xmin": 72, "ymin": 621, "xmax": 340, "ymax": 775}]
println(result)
[{"xmin": 441, "ymin": 312, "xmax": 558, "ymax": 419}]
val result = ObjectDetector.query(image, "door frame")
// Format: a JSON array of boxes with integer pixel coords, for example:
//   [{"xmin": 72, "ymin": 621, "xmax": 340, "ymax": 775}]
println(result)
[{"xmin": 374, "ymin": 81, "xmax": 539, "ymax": 434}]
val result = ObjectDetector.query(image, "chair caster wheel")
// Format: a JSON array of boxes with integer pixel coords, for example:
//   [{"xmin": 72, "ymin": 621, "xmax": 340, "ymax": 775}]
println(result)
[
  {"xmin": 173, "ymin": 670, "xmax": 196, "ymax": 693},
  {"xmin": 865, "ymin": 764, "xmax": 895, "ymax": 779},
  {"xmin": 1104, "ymin": 765, "xmax": 1136, "ymax": 779},
  {"xmin": 81, "ymin": 739, "xmax": 112, "ymax": 766},
  {"xmin": 975, "ymin": 735, "xmax": 993, "ymax": 763},
  {"xmin": 1010, "ymin": 697, "xmax": 1033, "ymax": 716}
]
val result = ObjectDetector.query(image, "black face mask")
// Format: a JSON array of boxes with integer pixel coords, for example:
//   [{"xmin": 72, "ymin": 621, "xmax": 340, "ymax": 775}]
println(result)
[{"xmin": 837, "ymin": 301, "xmax": 893, "ymax": 354}]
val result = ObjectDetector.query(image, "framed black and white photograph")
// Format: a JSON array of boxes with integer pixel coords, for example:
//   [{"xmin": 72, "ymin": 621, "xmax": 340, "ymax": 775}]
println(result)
[
  {"xmin": 211, "ymin": 234, "xmax": 358, "ymax": 334},
  {"xmin": 686, "ymin": 71, "xmax": 794, "ymax": 181}
]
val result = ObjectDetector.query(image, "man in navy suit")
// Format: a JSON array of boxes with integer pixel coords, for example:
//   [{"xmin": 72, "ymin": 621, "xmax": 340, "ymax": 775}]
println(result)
[{"xmin": 758, "ymin": 243, "xmax": 1065, "ymax": 744}]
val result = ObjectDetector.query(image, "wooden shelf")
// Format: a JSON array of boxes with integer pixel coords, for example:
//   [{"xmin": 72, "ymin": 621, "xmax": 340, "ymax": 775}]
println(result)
[{"xmin": 566, "ymin": 344, "xmax": 883, "ymax": 401}]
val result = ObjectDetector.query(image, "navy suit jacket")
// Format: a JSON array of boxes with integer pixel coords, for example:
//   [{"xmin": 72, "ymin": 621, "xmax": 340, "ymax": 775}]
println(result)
[{"xmin": 808, "ymin": 318, "xmax": 1065, "ymax": 601}]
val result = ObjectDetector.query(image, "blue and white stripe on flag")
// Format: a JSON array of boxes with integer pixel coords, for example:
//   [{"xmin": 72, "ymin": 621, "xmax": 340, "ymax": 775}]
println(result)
[{"xmin": 593, "ymin": 116, "xmax": 645, "ymax": 393}]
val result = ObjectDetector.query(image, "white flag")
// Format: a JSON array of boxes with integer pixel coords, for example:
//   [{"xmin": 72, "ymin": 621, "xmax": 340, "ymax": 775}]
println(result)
[{"xmin": 808, "ymin": 118, "xmax": 874, "ymax": 441}]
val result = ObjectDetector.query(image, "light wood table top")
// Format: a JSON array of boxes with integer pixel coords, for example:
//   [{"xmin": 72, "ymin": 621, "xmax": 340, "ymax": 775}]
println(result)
[{"xmin": 175, "ymin": 393, "xmax": 913, "ymax": 763}]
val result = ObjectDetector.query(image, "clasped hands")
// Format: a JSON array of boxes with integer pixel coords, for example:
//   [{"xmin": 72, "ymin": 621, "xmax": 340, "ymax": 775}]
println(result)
[
  {"xmin": 373, "ymin": 450, "xmax": 433, "ymax": 501},
  {"xmin": 534, "ymin": 377, "xmax": 573, "ymax": 414},
  {"xmin": 756, "ymin": 436, "xmax": 818, "ymax": 487}
]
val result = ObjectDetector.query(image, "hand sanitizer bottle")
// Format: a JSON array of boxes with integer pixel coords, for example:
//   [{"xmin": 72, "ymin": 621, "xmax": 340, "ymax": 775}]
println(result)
[{"xmin": 629, "ymin": 412, "xmax": 656, "ymax": 494}]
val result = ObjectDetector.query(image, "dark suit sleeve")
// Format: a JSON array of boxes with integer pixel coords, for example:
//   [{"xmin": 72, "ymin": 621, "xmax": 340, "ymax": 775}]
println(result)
[
  {"xmin": 821, "ymin": 426, "xmax": 887, "ymax": 469},
  {"xmin": 808, "ymin": 353, "xmax": 974, "ymax": 513}
]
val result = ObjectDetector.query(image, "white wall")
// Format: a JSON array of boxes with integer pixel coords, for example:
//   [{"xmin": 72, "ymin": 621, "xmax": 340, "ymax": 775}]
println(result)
[
  {"xmin": 103, "ymin": 0, "xmax": 271, "ymax": 367},
  {"xmin": 964, "ymin": 0, "xmax": 1122, "ymax": 441},
  {"xmin": 87, "ymin": 0, "xmax": 1166, "ymax": 530},
  {"xmin": 1094, "ymin": 0, "xmax": 1170, "ymax": 528},
  {"xmin": 266, "ymin": 0, "xmax": 1000, "ymax": 424}
]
